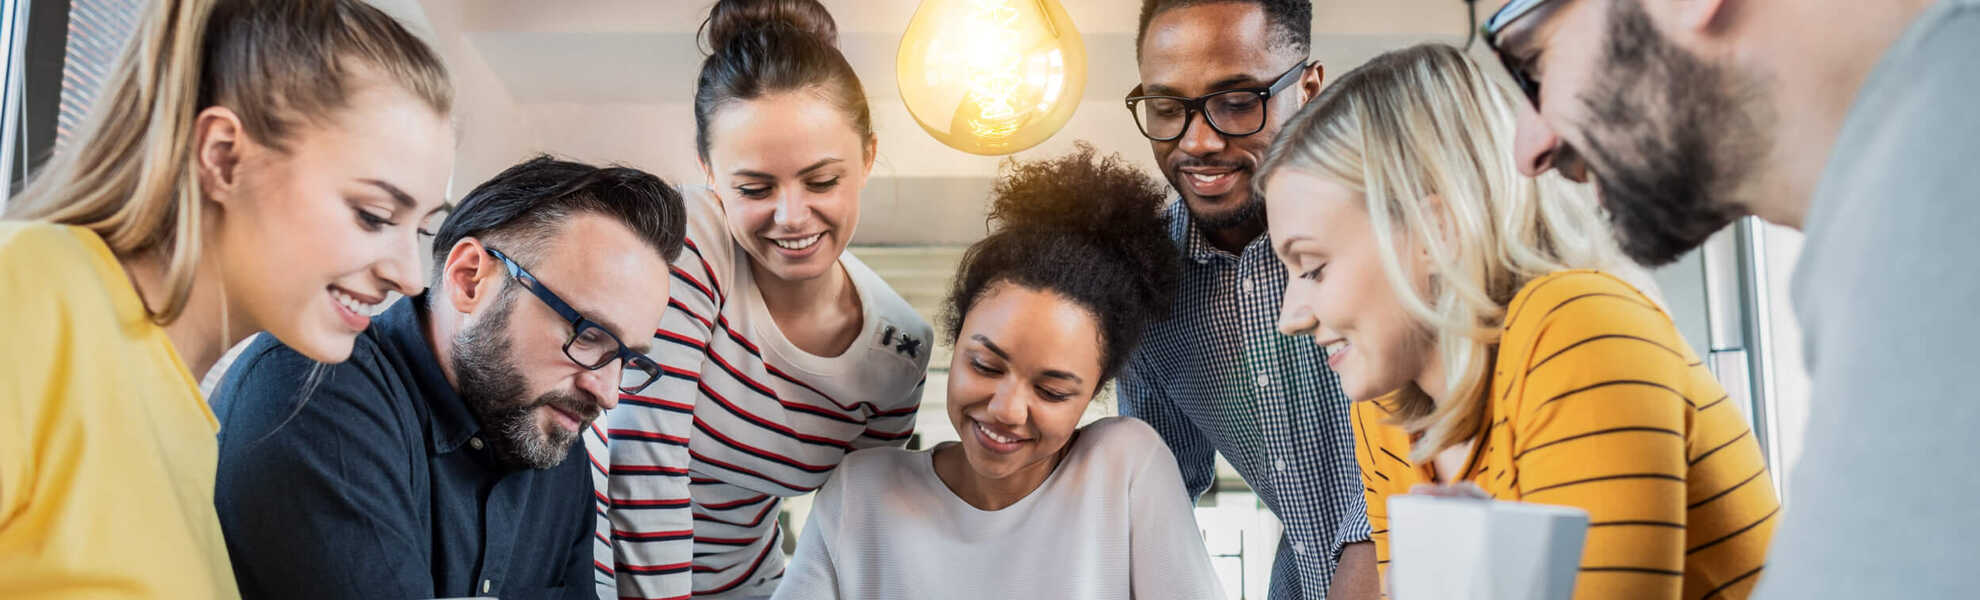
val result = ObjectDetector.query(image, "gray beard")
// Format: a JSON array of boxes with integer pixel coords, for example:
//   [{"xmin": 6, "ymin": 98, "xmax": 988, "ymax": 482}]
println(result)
[{"xmin": 450, "ymin": 289, "xmax": 580, "ymax": 470}]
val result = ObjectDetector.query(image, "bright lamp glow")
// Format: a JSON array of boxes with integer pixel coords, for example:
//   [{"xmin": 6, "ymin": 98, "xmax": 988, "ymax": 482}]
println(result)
[{"xmin": 896, "ymin": 0, "xmax": 1087, "ymax": 156}]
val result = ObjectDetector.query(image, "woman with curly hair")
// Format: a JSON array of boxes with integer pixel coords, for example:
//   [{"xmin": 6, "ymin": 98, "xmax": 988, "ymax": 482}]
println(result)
[{"xmin": 772, "ymin": 145, "xmax": 1225, "ymax": 600}]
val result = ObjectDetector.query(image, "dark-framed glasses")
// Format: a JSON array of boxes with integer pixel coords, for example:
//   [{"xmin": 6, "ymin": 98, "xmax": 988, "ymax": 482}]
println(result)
[
  {"xmin": 485, "ymin": 247, "xmax": 663, "ymax": 394},
  {"xmin": 1483, "ymin": 0, "xmax": 1563, "ymax": 107},
  {"xmin": 1125, "ymin": 60, "xmax": 1311, "ymax": 142}
]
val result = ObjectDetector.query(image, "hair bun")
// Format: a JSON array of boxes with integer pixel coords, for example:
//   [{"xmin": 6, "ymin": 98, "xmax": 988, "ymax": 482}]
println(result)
[{"xmin": 702, "ymin": 0, "xmax": 839, "ymax": 52}]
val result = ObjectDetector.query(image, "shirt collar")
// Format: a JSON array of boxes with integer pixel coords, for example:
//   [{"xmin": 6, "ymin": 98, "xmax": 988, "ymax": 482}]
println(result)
[
  {"xmin": 373, "ymin": 294, "xmax": 482, "ymax": 454},
  {"xmin": 1167, "ymin": 198, "xmax": 1276, "ymax": 265}
]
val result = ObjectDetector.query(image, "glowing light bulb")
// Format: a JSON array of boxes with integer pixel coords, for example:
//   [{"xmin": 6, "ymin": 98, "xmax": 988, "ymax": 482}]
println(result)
[{"xmin": 896, "ymin": 0, "xmax": 1086, "ymax": 156}]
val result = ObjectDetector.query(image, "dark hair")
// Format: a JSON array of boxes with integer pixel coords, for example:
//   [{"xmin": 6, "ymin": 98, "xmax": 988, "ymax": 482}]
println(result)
[
  {"xmin": 943, "ymin": 143, "xmax": 1181, "ymax": 384},
  {"xmin": 1136, "ymin": 0, "xmax": 1312, "ymax": 59},
  {"xmin": 430, "ymin": 155, "xmax": 687, "ymax": 279},
  {"xmin": 692, "ymin": 0, "xmax": 872, "ymax": 163}
]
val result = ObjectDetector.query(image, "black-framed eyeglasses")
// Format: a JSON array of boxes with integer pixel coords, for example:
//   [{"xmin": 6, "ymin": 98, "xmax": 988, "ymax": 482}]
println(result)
[
  {"xmin": 485, "ymin": 247, "xmax": 663, "ymax": 394},
  {"xmin": 1124, "ymin": 60, "xmax": 1311, "ymax": 142},
  {"xmin": 1483, "ymin": 0, "xmax": 1563, "ymax": 107}
]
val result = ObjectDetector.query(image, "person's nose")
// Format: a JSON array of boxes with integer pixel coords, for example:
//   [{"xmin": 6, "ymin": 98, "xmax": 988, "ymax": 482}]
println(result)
[
  {"xmin": 575, "ymin": 365, "xmax": 620, "ymax": 411},
  {"xmin": 377, "ymin": 226, "xmax": 428, "ymax": 298},
  {"xmin": 772, "ymin": 187, "xmax": 814, "ymax": 231},
  {"xmin": 1513, "ymin": 101, "xmax": 1568, "ymax": 179},
  {"xmin": 1176, "ymin": 110, "xmax": 1228, "ymax": 157},
  {"xmin": 1283, "ymin": 283, "xmax": 1314, "ymax": 338},
  {"xmin": 985, "ymin": 382, "xmax": 1028, "ymax": 426}
]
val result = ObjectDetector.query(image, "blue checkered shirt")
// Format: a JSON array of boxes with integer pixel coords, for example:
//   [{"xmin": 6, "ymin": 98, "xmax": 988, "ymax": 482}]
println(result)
[{"xmin": 1119, "ymin": 200, "xmax": 1371, "ymax": 600}]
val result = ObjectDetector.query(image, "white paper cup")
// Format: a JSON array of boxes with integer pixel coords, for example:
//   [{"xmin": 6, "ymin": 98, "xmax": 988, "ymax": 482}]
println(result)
[{"xmin": 1388, "ymin": 496, "xmax": 1590, "ymax": 600}]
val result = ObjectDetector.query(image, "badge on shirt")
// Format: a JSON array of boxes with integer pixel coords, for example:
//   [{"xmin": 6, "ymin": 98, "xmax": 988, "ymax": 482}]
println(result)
[{"xmin": 876, "ymin": 319, "xmax": 923, "ymax": 361}]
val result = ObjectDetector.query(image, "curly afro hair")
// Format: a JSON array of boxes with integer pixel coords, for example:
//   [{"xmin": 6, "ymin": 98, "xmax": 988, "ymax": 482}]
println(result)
[{"xmin": 942, "ymin": 142, "xmax": 1181, "ymax": 384}]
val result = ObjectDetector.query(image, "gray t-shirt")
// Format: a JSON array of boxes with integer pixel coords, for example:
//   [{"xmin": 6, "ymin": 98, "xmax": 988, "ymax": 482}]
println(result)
[{"xmin": 1765, "ymin": 0, "xmax": 1980, "ymax": 596}]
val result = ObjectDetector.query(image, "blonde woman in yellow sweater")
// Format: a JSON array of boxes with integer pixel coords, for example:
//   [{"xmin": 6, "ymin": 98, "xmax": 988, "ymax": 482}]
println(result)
[
  {"xmin": 1257, "ymin": 44, "xmax": 1777, "ymax": 600},
  {"xmin": 0, "ymin": 1, "xmax": 454, "ymax": 596}
]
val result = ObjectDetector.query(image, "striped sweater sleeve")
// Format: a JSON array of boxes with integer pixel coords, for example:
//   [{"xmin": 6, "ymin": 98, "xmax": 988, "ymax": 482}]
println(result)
[
  {"xmin": 1509, "ymin": 275, "xmax": 1692, "ymax": 600},
  {"xmin": 849, "ymin": 377, "xmax": 921, "ymax": 451},
  {"xmin": 601, "ymin": 233, "xmax": 727, "ymax": 600}
]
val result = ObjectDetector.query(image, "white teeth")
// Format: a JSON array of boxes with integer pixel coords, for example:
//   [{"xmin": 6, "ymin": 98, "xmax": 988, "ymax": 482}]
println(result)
[
  {"xmin": 332, "ymin": 289, "xmax": 380, "ymax": 317},
  {"xmin": 977, "ymin": 421, "xmax": 1018, "ymax": 445},
  {"xmin": 772, "ymin": 233, "xmax": 824, "ymax": 251},
  {"xmin": 1323, "ymin": 340, "xmax": 1349, "ymax": 354},
  {"xmin": 1188, "ymin": 172, "xmax": 1231, "ymax": 184}
]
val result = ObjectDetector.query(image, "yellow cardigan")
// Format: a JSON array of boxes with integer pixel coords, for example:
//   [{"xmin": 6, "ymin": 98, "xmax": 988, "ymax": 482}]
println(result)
[{"xmin": 1356, "ymin": 270, "xmax": 1778, "ymax": 600}]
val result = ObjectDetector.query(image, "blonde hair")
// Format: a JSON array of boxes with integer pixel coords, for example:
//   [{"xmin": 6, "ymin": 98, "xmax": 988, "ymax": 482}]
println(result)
[
  {"xmin": 4, "ymin": 0, "xmax": 452, "ymax": 324},
  {"xmin": 1259, "ymin": 44, "xmax": 1644, "ymax": 462}
]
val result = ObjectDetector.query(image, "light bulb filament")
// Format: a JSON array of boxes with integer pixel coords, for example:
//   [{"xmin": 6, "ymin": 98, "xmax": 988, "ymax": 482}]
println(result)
[{"xmin": 963, "ymin": 0, "xmax": 1023, "ymax": 141}]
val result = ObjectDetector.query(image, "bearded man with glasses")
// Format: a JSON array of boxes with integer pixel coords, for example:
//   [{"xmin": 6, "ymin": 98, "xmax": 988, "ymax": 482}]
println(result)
[
  {"xmin": 209, "ymin": 156, "xmax": 685, "ymax": 600},
  {"xmin": 1482, "ymin": 0, "xmax": 1979, "ymax": 596},
  {"xmin": 1117, "ymin": 1, "xmax": 1377, "ymax": 598}
]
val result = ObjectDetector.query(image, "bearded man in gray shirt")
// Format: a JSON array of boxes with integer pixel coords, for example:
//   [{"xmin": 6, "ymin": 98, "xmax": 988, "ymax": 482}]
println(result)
[{"xmin": 1478, "ymin": 0, "xmax": 1979, "ymax": 596}]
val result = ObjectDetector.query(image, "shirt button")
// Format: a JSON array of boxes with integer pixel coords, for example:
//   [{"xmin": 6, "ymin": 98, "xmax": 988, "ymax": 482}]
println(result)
[
  {"xmin": 1256, "ymin": 373, "xmax": 1271, "ymax": 388},
  {"xmin": 469, "ymin": 437, "xmax": 484, "ymax": 450},
  {"xmin": 481, "ymin": 579, "xmax": 491, "ymax": 593},
  {"xmin": 1275, "ymin": 459, "xmax": 1287, "ymax": 472},
  {"xmin": 1241, "ymin": 277, "xmax": 1256, "ymax": 294},
  {"xmin": 1292, "ymin": 541, "xmax": 1307, "ymax": 555}
]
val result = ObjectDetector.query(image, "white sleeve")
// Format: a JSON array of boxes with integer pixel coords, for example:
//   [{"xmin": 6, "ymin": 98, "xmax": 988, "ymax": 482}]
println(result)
[
  {"xmin": 1127, "ymin": 425, "xmax": 1228, "ymax": 600},
  {"xmin": 771, "ymin": 468, "xmax": 846, "ymax": 600},
  {"xmin": 607, "ymin": 188, "xmax": 732, "ymax": 599}
]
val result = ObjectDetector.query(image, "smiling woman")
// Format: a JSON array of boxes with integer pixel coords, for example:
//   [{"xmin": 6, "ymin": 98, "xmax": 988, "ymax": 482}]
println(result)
[
  {"xmin": 592, "ymin": 2, "xmax": 934, "ymax": 598},
  {"xmin": 0, "ymin": 0, "xmax": 454, "ymax": 597},
  {"xmin": 1258, "ymin": 43, "xmax": 1775, "ymax": 599},
  {"xmin": 769, "ymin": 144, "xmax": 1223, "ymax": 600}
]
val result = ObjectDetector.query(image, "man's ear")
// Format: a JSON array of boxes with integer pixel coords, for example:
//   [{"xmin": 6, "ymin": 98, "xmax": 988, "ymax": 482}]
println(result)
[
  {"xmin": 194, "ymin": 106, "xmax": 247, "ymax": 205},
  {"xmin": 1296, "ymin": 61, "xmax": 1325, "ymax": 105},
  {"xmin": 440, "ymin": 237, "xmax": 501, "ymax": 315}
]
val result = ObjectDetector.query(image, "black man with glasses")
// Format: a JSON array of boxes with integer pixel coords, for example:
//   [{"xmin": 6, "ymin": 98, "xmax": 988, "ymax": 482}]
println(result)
[
  {"xmin": 1121, "ymin": 2, "xmax": 1376, "ymax": 599},
  {"xmin": 209, "ymin": 156, "xmax": 686, "ymax": 600}
]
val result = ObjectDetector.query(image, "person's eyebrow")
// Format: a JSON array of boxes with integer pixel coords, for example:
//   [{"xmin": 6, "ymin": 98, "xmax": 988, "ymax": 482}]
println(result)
[
  {"xmin": 733, "ymin": 158, "xmax": 843, "ymax": 180},
  {"xmin": 973, "ymin": 334, "xmax": 1087, "ymax": 385},
  {"xmin": 1142, "ymin": 73, "xmax": 1267, "ymax": 97},
  {"xmin": 796, "ymin": 158, "xmax": 843, "ymax": 176},
  {"xmin": 1039, "ymin": 369, "xmax": 1085, "ymax": 385},
  {"xmin": 569, "ymin": 300, "xmax": 636, "ymax": 349},
  {"xmin": 359, "ymin": 178, "xmax": 417, "ymax": 209},
  {"xmin": 1273, "ymin": 232, "xmax": 1312, "ymax": 261},
  {"xmin": 972, "ymin": 334, "xmax": 1009, "ymax": 359}
]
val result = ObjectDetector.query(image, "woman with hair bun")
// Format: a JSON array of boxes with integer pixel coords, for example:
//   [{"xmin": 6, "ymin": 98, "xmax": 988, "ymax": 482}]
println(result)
[
  {"xmin": 771, "ymin": 145, "xmax": 1225, "ymax": 600},
  {"xmin": 593, "ymin": 1, "xmax": 931, "ymax": 598}
]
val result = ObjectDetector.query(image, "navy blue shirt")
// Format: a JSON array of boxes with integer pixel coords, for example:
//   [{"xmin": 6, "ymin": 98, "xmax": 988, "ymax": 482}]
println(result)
[{"xmin": 212, "ymin": 296, "xmax": 592, "ymax": 600}]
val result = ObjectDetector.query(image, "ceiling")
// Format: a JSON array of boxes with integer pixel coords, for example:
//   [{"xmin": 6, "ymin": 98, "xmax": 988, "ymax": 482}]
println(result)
[{"xmin": 400, "ymin": 0, "xmax": 1482, "ymax": 244}]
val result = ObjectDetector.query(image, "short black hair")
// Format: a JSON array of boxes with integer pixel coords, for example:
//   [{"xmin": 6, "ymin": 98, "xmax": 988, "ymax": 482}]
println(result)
[
  {"xmin": 1136, "ymin": 0, "xmax": 1312, "ymax": 59},
  {"xmin": 942, "ymin": 143, "xmax": 1180, "ymax": 384},
  {"xmin": 429, "ymin": 155, "xmax": 687, "ymax": 280}
]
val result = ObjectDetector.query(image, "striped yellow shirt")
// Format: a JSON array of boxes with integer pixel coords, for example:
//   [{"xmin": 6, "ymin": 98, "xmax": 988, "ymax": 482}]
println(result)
[{"xmin": 1356, "ymin": 270, "xmax": 1778, "ymax": 600}]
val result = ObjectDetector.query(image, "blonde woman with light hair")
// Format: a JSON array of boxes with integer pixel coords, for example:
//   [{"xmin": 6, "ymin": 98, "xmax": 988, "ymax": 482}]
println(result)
[
  {"xmin": 1258, "ymin": 44, "xmax": 1778, "ymax": 599},
  {"xmin": 0, "ymin": 1, "xmax": 455, "ymax": 596}
]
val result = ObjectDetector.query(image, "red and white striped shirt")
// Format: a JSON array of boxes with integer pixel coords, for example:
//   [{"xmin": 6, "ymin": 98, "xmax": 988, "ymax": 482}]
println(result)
[{"xmin": 590, "ymin": 188, "xmax": 929, "ymax": 599}]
